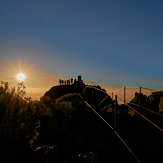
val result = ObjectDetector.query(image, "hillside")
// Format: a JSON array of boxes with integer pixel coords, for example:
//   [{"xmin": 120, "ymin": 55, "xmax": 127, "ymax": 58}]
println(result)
[
  {"xmin": 44, "ymin": 82, "xmax": 113, "ymax": 112},
  {"xmin": 0, "ymin": 81, "xmax": 162, "ymax": 162}
]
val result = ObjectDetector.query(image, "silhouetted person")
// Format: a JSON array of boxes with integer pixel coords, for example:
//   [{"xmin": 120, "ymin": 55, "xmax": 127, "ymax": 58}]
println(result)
[
  {"xmin": 77, "ymin": 75, "xmax": 83, "ymax": 84},
  {"xmin": 74, "ymin": 79, "xmax": 77, "ymax": 84},
  {"xmin": 96, "ymin": 85, "xmax": 101, "ymax": 89},
  {"xmin": 70, "ymin": 78, "xmax": 73, "ymax": 84},
  {"xmin": 59, "ymin": 79, "xmax": 61, "ymax": 85},
  {"xmin": 67, "ymin": 80, "xmax": 70, "ymax": 85},
  {"xmin": 78, "ymin": 75, "xmax": 82, "ymax": 81}
]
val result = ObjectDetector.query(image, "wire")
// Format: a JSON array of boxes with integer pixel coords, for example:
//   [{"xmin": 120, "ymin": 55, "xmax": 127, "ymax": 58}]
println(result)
[
  {"xmin": 118, "ymin": 96, "xmax": 124, "ymax": 104},
  {"xmin": 126, "ymin": 86, "xmax": 139, "ymax": 89},
  {"xmin": 142, "ymin": 87, "xmax": 163, "ymax": 92},
  {"xmin": 112, "ymin": 87, "xmax": 123, "ymax": 93}
]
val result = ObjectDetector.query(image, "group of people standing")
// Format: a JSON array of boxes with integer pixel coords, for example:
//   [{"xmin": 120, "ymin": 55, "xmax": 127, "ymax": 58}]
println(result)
[
  {"xmin": 59, "ymin": 78, "xmax": 74, "ymax": 85},
  {"xmin": 58, "ymin": 75, "xmax": 83, "ymax": 85}
]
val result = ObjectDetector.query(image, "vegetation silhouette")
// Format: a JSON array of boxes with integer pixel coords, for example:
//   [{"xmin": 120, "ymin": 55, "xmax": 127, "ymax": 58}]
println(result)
[
  {"xmin": 130, "ymin": 91, "xmax": 163, "ymax": 113},
  {"xmin": 0, "ymin": 78, "xmax": 162, "ymax": 162}
]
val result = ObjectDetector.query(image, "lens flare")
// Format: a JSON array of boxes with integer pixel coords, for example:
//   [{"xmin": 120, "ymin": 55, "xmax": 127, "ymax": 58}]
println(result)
[{"xmin": 17, "ymin": 73, "xmax": 25, "ymax": 81}]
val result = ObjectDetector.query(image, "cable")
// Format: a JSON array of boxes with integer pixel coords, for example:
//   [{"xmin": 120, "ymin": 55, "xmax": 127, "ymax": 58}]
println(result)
[
  {"xmin": 126, "ymin": 86, "xmax": 139, "ymax": 89},
  {"xmin": 127, "ymin": 95, "xmax": 135, "ymax": 101},
  {"xmin": 142, "ymin": 87, "xmax": 163, "ymax": 92},
  {"xmin": 118, "ymin": 96, "xmax": 124, "ymax": 104},
  {"xmin": 112, "ymin": 87, "xmax": 123, "ymax": 93}
]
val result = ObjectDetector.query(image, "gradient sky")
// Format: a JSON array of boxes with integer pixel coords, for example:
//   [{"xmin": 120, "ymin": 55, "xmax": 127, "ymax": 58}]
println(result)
[{"xmin": 0, "ymin": 0, "xmax": 163, "ymax": 98}]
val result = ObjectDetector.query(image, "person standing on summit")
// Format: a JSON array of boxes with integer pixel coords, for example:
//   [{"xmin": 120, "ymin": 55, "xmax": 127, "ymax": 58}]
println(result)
[{"xmin": 77, "ymin": 75, "xmax": 83, "ymax": 84}]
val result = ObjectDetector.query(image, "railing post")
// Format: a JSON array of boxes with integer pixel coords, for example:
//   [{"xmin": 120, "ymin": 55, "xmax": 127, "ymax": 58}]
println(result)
[
  {"xmin": 139, "ymin": 87, "xmax": 142, "ymax": 94},
  {"xmin": 139, "ymin": 87, "xmax": 142, "ymax": 105},
  {"xmin": 124, "ymin": 86, "xmax": 126, "ymax": 105},
  {"xmin": 114, "ymin": 95, "xmax": 118, "ymax": 130},
  {"xmin": 112, "ymin": 92, "xmax": 114, "ymax": 100}
]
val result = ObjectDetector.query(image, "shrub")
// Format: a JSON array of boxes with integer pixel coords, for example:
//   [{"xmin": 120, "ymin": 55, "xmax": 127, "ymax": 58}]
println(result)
[{"xmin": 0, "ymin": 81, "xmax": 52, "ymax": 148}]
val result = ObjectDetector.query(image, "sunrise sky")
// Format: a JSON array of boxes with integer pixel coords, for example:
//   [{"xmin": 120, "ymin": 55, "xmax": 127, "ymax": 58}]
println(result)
[{"xmin": 0, "ymin": 0, "xmax": 163, "ymax": 99}]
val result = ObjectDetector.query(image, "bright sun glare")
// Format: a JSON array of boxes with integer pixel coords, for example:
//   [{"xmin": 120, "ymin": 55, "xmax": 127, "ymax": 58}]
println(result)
[{"xmin": 17, "ymin": 73, "xmax": 25, "ymax": 81}]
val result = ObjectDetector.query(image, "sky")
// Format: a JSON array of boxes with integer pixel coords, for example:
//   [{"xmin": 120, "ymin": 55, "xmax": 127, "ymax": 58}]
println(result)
[{"xmin": 0, "ymin": 0, "xmax": 163, "ymax": 99}]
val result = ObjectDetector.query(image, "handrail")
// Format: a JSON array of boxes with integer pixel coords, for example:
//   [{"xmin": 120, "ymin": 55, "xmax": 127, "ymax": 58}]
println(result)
[
  {"xmin": 97, "ymin": 96, "xmax": 110, "ymax": 107},
  {"xmin": 84, "ymin": 85, "xmax": 108, "ymax": 95},
  {"xmin": 83, "ymin": 101, "xmax": 141, "ymax": 163},
  {"xmin": 129, "ymin": 102, "xmax": 163, "ymax": 117},
  {"xmin": 127, "ymin": 104, "xmax": 163, "ymax": 132}
]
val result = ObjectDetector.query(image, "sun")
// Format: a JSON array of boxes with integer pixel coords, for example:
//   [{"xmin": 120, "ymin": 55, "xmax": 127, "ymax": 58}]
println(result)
[{"xmin": 17, "ymin": 73, "xmax": 25, "ymax": 81}]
